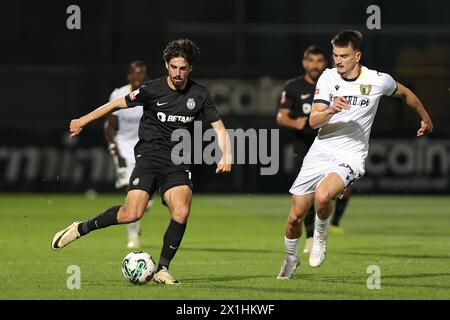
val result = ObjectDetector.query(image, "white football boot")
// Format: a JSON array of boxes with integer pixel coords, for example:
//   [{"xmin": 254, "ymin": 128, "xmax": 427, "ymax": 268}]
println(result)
[
  {"xmin": 277, "ymin": 256, "xmax": 300, "ymax": 279},
  {"xmin": 51, "ymin": 222, "xmax": 82, "ymax": 251},
  {"xmin": 309, "ymin": 231, "xmax": 328, "ymax": 267}
]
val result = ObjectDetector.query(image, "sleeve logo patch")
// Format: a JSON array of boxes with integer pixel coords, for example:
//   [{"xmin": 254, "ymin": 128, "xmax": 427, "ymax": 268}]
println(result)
[
  {"xmin": 315, "ymin": 88, "xmax": 320, "ymax": 94},
  {"xmin": 280, "ymin": 91, "xmax": 287, "ymax": 104},
  {"xmin": 129, "ymin": 89, "xmax": 140, "ymax": 101}
]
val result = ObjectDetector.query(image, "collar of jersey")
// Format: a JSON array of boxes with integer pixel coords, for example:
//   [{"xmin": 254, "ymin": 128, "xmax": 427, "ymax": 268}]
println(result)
[{"xmin": 340, "ymin": 65, "xmax": 363, "ymax": 82}]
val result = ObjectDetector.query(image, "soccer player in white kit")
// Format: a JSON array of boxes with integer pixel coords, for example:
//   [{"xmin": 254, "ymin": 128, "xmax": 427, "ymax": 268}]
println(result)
[
  {"xmin": 277, "ymin": 30, "xmax": 433, "ymax": 279},
  {"xmin": 104, "ymin": 61, "xmax": 151, "ymax": 248}
]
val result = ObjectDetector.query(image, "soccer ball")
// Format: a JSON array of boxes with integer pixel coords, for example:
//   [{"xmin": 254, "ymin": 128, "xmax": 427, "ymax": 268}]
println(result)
[{"xmin": 121, "ymin": 251, "xmax": 156, "ymax": 285}]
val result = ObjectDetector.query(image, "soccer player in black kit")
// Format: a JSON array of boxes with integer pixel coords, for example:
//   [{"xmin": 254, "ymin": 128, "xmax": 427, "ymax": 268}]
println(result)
[{"xmin": 51, "ymin": 39, "xmax": 232, "ymax": 284}]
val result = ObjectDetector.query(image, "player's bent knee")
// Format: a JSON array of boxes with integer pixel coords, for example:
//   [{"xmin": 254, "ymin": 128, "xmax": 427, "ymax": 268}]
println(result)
[
  {"xmin": 287, "ymin": 211, "xmax": 302, "ymax": 226},
  {"xmin": 290, "ymin": 202, "xmax": 308, "ymax": 219},
  {"xmin": 119, "ymin": 206, "xmax": 144, "ymax": 223},
  {"xmin": 171, "ymin": 207, "xmax": 190, "ymax": 224},
  {"xmin": 315, "ymin": 189, "xmax": 333, "ymax": 208},
  {"xmin": 122, "ymin": 213, "xmax": 138, "ymax": 223}
]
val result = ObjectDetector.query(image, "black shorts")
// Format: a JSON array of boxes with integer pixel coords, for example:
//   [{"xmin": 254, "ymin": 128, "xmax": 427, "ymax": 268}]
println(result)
[
  {"xmin": 292, "ymin": 138, "xmax": 314, "ymax": 165},
  {"xmin": 127, "ymin": 164, "xmax": 193, "ymax": 205}
]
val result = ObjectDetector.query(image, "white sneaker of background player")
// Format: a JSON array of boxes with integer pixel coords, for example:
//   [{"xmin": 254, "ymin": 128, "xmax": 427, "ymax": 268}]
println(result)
[
  {"xmin": 303, "ymin": 237, "xmax": 314, "ymax": 254},
  {"xmin": 127, "ymin": 238, "xmax": 140, "ymax": 249},
  {"xmin": 309, "ymin": 232, "xmax": 328, "ymax": 267},
  {"xmin": 125, "ymin": 200, "xmax": 152, "ymax": 249},
  {"xmin": 277, "ymin": 256, "xmax": 300, "ymax": 279},
  {"xmin": 127, "ymin": 223, "xmax": 141, "ymax": 248}
]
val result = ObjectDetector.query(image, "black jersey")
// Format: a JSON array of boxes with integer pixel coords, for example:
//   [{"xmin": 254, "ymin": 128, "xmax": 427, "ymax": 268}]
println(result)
[
  {"xmin": 125, "ymin": 76, "xmax": 220, "ymax": 169},
  {"xmin": 278, "ymin": 75, "xmax": 318, "ymax": 146}
]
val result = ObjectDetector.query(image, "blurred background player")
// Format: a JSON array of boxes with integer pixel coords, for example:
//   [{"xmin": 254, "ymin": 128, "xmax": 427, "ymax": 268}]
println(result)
[
  {"xmin": 276, "ymin": 45, "xmax": 327, "ymax": 254},
  {"xmin": 329, "ymin": 185, "xmax": 351, "ymax": 233},
  {"xmin": 104, "ymin": 60, "xmax": 152, "ymax": 248}
]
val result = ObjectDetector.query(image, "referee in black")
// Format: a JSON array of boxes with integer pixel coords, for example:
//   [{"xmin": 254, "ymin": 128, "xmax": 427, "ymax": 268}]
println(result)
[
  {"xmin": 276, "ymin": 45, "xmax": 327, "ymax": 256},
  {"xmin": 51, "ymin": 39, "xmax": 232, "ymax": 284}
]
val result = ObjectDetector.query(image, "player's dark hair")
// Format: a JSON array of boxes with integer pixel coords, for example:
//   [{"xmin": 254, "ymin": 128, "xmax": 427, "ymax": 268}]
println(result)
[
  {"xmin": 127, "ymin": 60, "xmax": 148, "ymax": 74},
  {"xmin": 163, "ymin": 39, "xmax": 200, "ymax": 66},
  {"xmin": 303, "ymin": 45, "xmax": 327, "ymax": 59},
  {"xmin": 331, "ymin": 30, "xmax": 363, "ymax": 51}
]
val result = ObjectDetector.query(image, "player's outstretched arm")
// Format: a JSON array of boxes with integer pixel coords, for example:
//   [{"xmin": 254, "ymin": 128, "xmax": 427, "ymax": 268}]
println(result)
[
  {"xmin": 211, "ymin": 120, "xmax": 232, "ymax": 174},
  {"xmin": 69, "ymin": 97, "xmax": 127, "ymax": 137},
  {"xmin": 309, "ymin": 97, "xmax": 350, "ymax": 129},
  {"xmin": 103, "ymin": 114, "xmax": 122, "ymax": 156},
  {"xmin": 392, "ymin": 82, "xmax": 433, "ymax": 136}
]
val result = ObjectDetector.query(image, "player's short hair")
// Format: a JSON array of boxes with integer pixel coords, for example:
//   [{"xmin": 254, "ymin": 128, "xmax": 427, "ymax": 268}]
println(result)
[
  {"xmin": 331, "ymin": 30, "xmax": 363, "ymax": 51},
  {"xmin": 303, "ymin": 45, "xmax": 327, "ymax": 59},
  {"xmin": 127, "ymin": 60, "xmax": 148, "ymax": 74},
  {"xmin": 163, "ymin": 39, "xmax": 200, "ymax": 66}
]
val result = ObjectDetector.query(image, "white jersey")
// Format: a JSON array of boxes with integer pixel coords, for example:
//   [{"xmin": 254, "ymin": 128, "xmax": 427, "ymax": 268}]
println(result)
[
  {"xmin": 312, "ymin": 66, "xmax": 397, "ymax": 164},
  {"xmin": 109, "ymin": 84, "xmax": 143, "ymax": 161}
]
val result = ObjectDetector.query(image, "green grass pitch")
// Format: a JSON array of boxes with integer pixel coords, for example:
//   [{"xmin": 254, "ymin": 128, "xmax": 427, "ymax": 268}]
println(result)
[{"xmin": 0, "ymin": 194, "xmax": 449, "ymax": 299}]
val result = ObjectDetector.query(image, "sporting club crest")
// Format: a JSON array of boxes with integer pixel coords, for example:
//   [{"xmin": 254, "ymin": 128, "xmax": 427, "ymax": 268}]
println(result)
[{"xmin": 186, "ymin": 98, "xmax": 196, "ymax": 110}]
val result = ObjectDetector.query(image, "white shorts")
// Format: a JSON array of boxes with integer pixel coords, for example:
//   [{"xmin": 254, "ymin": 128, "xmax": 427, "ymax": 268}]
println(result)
[
  {"xmin": 114, "ymin": 155, "xmax": 135, "ymax": 189},
  {"xmin": 289, "ymin": 145, "xmax": 365, "ymax": 197}
]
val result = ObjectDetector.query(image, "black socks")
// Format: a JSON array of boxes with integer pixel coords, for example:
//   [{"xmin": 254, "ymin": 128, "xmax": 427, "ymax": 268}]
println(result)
[
  {"xmin": 157, "ymin": 219, "xmax": 187, "ymax": 272},
  {"xmin": 78, "ymin": 205, "xmax": 121, "ymax": 236},
  {"xmin": 304, "ymin": 205, "xmax": 316, "ymax": 238},
  {"xmin": 332, "ymin": 197, "xmax": 349, "ymax": 226}
]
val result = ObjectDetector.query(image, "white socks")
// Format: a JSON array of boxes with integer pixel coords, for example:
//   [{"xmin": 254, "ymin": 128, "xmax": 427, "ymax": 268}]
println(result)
[
  {"xmin": 127, "ymin": 221, "xmax": 141, "ymax": 240},
  {"xmin": 284, "ymin": 236, "xmax": 300, "ymax": 260},
  {"xmin": 314, "ymin": 215, "xmax": 329, "ymax": 237}
]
